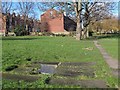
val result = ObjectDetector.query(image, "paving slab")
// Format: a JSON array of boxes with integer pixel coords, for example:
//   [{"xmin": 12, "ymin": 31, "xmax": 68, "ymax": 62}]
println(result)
[
  {"xmin": 48, "ymin": 77, "xmax": 108, "ymax": 88},
  {"xmin": 94, "ymin": 40, "xmax": 118, "ymax": 69},
  {"xmin": 94, "ymin": 40, "xmax": 119, "ymax": 77},
  {"xmin": 2, "ymin": 72, "xmax": 39, "ymax": 82},
  {"xmin": 60, "ymin": 62, "xmax": 96, "ymax": 66},
  {"xmin": 39, "ymin": 64, "xmax": 58, "ymax": 74},
  {"xmin": 55, "ymin": 62, "xmax": 95, "ymax": 77}
]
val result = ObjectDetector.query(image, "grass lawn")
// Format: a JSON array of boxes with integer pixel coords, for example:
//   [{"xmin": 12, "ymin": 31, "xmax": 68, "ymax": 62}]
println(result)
[
  {"xmin": 1, "ymin": 36, "xmax": 118, "ymax": 88},
  {"xmin": 98, "ymin": 38, "xmax": 118, "ymax": 60}
]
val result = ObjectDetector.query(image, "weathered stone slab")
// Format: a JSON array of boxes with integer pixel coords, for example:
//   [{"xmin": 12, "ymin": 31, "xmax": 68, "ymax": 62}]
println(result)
[
  {"xmin": 60, "ymin": 62, "xmax": 96, "ymax": 66},
  {"xmin": 2, "ymin": 73, "xmax": 39, "ymax": 82},
  {"xmin": 48, "ymin": 77, "xmax": 108, "ymax": 88},
  {"xmin": 13, "ymin": 67, "xmax": 31, "ymax": 74},
  {"xmin": 13, "ymin": 62, "xmax": 59, "ymax": 75},
  {"xmin": 39, "ymin": 64, "xmax": 58, "ymax": 74},
  {"xmin": 55, "ymin": 62, "xmax": 96, "ymax": 77},
  {"xmin": 32, "ymin": 61, "xmax": 60, "ymax": 65}
]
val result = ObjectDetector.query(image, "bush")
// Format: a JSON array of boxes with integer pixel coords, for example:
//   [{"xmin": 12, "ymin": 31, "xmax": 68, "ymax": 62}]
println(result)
[
  {"xmin": 41, "ymin": 32, "xmax": 69, "ymax": 37},
  {"xmin": 55, "ymin": 34, "xmax": 67, "ymax": 37},
  {"xmin": 41, "ymin": 32, "xmax": 54, "ymax": 36},
  {"xmin": 69, "ymin": 31, "xmax": 76, "ymax": 37},
  {"xmin": 89, "ymin": 31, "xmax": 93, "ymax": 36},
  {"xmin": 14, "ymin": 26, "xmax": 29, "ymax": 36}
]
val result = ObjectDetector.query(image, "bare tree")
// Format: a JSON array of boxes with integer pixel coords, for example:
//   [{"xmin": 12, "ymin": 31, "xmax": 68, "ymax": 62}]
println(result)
[
  {"xmin": 18, "ymin": 2, "xmax": 35, "ymax": 17},
  {"xmin": 2, "ymin": 1, "xmax": 13, "ymax": 14},
  {"xmin": 82, "ymin": 2, "xmax": 116, "ymax": 39},
  {"xmin": 37, "ymin": 2, "xmax": 64, "ymax": 12},
  {"xmin": 37, "ymin": 2, "xmax": 116, "ymax": 40},
  {"xmin": 17, "ymin": 2, "xmax": 35, "ymax": 33},
  {"xmin": 1, "ymin": 1, "xmax": 13, "ymax": 36}
]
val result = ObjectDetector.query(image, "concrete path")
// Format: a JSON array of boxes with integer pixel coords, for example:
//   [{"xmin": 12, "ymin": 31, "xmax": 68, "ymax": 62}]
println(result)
[{"xmin": 94, "ymin": 40, "xmax": 119, "ymax": 77}]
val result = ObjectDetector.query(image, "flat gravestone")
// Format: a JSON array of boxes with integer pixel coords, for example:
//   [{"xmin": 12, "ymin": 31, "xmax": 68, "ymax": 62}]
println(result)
[
  {"xmin": 13, "ymin": 66, "xmax": 31, "ymax": 74},
  {"xmin": 13, "ymin": 62, "xmax": 60, "ymax": 75},
  {"xmin": 35, "ymin": 62, "xmax": 60, "ymax": 74},
  {"xmin": 60, "ymin": 62, "xmax": 96, "ymax": 66},
  {"xmin": 13, "ymin": 63, "xmax": 41, "ymax": 74},
  {"xmin": 55, "ymin": 62, "xmax": 96, "ymax": 77},
  {"xmin": 48, "ymin": 77, "xmax": 108, "ymax": 88},
  {"xmin": 2, "ymin": 72, "xmax": 39, "ymax": 82},
  {"xmin": 32, "ymin": 61, "xmax": 59, "ymax": 65},
  {"xmin": 39, "ymin": 64, "xmax": 58, "ymax": 74}
]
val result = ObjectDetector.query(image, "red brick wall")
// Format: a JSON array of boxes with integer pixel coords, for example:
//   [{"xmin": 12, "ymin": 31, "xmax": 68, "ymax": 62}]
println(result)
[
  {"xmin": 40, "ymin": 9, "xmax": 64, "ymax": 33},
  {"xmin": 47, "ymin": 16, "xmax": 64, "ymax": 32},
  {"xmin": 0, "ymin": 14, "xmax": 6, "ymax": 33}
]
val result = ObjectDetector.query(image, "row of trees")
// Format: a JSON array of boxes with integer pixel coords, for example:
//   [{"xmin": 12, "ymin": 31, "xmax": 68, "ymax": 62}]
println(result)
[
  {"xmin": 2, "ymin": 1, "xmax": 118, "ymax": 40},
  {"xmin": 91, "ymin": 17, "xmax": 119, "ymax": 34}
]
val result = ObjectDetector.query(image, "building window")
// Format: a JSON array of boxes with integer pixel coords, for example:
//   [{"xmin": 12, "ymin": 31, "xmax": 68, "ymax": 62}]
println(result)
[
  {"xmin": 50, "ymin": 11, "xmax": 54, "ymax": 18},
  {"xmin": 50, "ymin": 11, "xmax": 53, "ymax": 16}
]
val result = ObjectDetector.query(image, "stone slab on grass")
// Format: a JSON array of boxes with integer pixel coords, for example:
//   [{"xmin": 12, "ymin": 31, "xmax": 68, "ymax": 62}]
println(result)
[
  {"xmin": 55, "ymin": 62, "xmax": 96, "ymax": 77},
  {"xmin": 49, "ymin": 77, "xmax": 108, "ymax": 88},
  {"xmin": 39, "ymin": 64, "xmax": 57, "ymax": 74},
  {"xmin": 32, "ymin": 61, "xmax": 60, "ymax": 65},
  {"xmin": 2, "ymin": 72, "xmax": 39, "ymax": 82},
  {"xmin": 60, "ymin": 62, "xmax": 96, "ymax": 66}
]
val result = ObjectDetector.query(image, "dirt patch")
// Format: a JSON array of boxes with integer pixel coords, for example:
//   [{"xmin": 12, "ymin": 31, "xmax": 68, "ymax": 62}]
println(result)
[
  {"xmin": 48, "ymin": 77, "xmax": 108, "ymax": 88},
  {"xmin": 26, "ymin": 58, "xmax": 32, "ymax": 61},
  {"xmin": 2, "ymin": 72, "xmax": 39, "ymax": 82},
  {"xmin": 5, "ymin": 65, "xmax": 18, "ymax": 71},
  {"xmin": 82, "ymin": 47, "xmax": 94, "ymax": 51}
]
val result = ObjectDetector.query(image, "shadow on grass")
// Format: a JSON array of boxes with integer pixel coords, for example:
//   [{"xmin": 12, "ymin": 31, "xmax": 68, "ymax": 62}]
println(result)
[
  {"xmin": 95, "ymin": 34, "xmax": 119, "ymax": 39},
  {"xmin": 86, "ymin": 33, "xmax": 119, "ymax": 41},
  {"xmin": 1, "ymin": 33, "xmax": 119, "ymax": 41},
  {"xmin": 2, "ymin": 37, "xmax": 39, "ymax": 41}
]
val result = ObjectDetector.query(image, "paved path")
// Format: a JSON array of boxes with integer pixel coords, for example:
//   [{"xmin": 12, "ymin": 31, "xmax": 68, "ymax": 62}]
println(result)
[{"xmin": 93, "ymin": 40, "xmax": 119, "ymax": 76}]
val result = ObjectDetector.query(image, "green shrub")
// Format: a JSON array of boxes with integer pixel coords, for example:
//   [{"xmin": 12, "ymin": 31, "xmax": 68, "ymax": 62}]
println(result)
[
  {"xmin": 69, "ymin": 31, "xmax": 76, "ymax": 37},
  {"xmin": 14, "ymin": 26, "xmax": 29, "ymax": 36},
  {"xmin": 41, "ymin": 32, "xmax": 55, "ymax": 36}
]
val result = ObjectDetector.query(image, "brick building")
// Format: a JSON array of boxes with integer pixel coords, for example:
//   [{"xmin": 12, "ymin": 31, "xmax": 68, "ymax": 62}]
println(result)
[
  {"xmin": 0, "ymin": 13, "xmax": 6, "ymax": 36},
  {"xmin": 40, "ymin": 9, "xmax": 76, "ymax": 34},
  {"xmin": 0, "ymin": 13, "xmax": 40, "ymax": 36},
  {"xmin": 0, "ymin": 9, "xmax": 76, "ymax": 36}
]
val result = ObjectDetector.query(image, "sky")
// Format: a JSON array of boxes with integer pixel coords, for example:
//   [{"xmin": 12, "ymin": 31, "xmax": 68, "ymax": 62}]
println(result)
[
  {"xmin": 2, "ymin": 0, "xmax": 120, "ymax": 2},
  {"xmin": 2, "ymin": 2, "xmax": 119, "ymax": 20}
]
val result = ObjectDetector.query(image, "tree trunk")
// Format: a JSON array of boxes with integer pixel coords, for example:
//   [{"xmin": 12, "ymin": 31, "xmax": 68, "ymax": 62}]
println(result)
[
  {"xmin": 83, "ymin": 28, "xmax": 87, "ymax": 39},
  {"xmin": 76, "ymin": 15, "xmax": 82, "ymax": 40},
  {"xmin": 83, "ymin": 27, "xmax": 89, "ymax": 39}
]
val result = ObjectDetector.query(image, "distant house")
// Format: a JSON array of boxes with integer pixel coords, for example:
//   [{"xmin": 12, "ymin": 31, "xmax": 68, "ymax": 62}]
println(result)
[
  {"xmin": 0, "ymin": 9, "xmax": 77, "ymax": 36},
  {"xmin": 40, "ymin": 9, "xmax": 76, "ymax": 34},
  {"xmin": 0, "ymin": 13, "xmax": 6, "ymax": 36},
  {"xmin": 0, "ymin": 13, "xmax": 40, "ymax": 36}
]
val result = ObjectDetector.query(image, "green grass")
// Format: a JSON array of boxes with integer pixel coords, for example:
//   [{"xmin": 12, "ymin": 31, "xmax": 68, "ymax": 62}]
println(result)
[
  {"xmin": 1, "ymin": 36, "xmax": 118, "ymax": 88},
  {"xmin": 99, "ymin": 38, "xmax": 118, "ymax": 60},
  {"xmin": 2, "ymin": 36, "xmax": 103, "ymax": 70}
]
